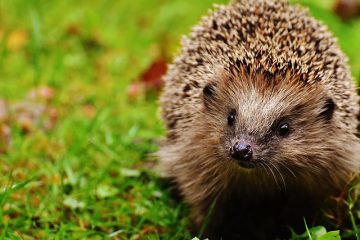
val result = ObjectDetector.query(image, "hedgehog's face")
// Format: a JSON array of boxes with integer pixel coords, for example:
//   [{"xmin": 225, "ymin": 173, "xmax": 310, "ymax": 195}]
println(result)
[{"xmin": 201, "ymin": 70, "xmax": 340, "ymax": 179}]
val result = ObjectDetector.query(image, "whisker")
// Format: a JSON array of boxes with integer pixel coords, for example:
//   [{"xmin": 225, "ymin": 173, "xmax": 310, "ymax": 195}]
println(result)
[
  {"xmin": 271, "ymin": 162, "xmax": 286, "ymax": 191},
  {"xmin": 266, "ymin": 162, "xmax": 280, "ymax": 190},
  {"xmin": 278, "ymin": 161, "xmax": 296, "ymax": 178},
  {"xmin": 258, "ymin": 162, "xmax": 269, "ymax": 176}
]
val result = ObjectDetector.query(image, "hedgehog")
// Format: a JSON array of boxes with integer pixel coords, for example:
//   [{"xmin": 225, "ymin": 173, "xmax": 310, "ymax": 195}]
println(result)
[{"xmin": 157, "ymin": 0, "xmax": 360, "ymax": 238}]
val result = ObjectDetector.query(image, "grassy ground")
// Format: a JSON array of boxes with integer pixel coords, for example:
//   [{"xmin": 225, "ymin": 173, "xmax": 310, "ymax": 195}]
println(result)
[{"xmin": 0, "ymin": 0, "xmax": 360, "ymax": 239}]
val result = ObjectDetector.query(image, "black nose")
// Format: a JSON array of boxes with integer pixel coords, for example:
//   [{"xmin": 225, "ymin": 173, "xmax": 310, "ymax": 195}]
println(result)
[{"xmin": 230, "ymin": 143, "xmax": 253, "ymax": 161}]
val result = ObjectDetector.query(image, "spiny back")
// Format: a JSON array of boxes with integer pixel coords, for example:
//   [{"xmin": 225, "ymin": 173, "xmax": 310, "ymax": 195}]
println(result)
[{"xmin": 160, "ymin": 0, "xmax": 358, "ymax": 140}]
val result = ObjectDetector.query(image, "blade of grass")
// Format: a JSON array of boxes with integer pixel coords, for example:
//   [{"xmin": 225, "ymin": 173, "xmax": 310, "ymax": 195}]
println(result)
[
  {"xmin": 304, "ymin": 218, "xmax": 313, "ymax": 240},
  {"xmin": 198, "ymin": 198, "xmax": 217, "ymax": 239},
  {"xmin": 348, "ymin": 186, "xmax": 360, "ymax": 240}
]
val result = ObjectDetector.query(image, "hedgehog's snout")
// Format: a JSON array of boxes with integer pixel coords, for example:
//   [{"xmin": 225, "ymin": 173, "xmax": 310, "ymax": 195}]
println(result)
[{"xmin": 230, "ymin": 142, "xmax": 253, "ymax": 163}]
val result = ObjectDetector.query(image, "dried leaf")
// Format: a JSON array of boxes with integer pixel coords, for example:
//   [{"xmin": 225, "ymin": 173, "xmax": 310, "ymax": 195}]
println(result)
[
  {"xmin": 334, "ymin": 0, "xmax": 360, "ymax": 21},
  {"xmin": 139, "ymin": 225, "xmax": 166, "ymax": 237},
  {"xmin": 66, "ymin": 23, "xmax": 81, "ymax": 36},
  {"xmin": 139, "ymin": 59, "xmax": 167, "ymax": 91},
  {"xmin": 7, "ymin": 30, "xmax": 28, "ymax": 51}
]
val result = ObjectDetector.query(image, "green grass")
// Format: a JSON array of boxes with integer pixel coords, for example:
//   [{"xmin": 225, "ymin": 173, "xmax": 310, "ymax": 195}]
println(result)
[{"xmin": 0, "ymin": 0, "xmax": 360, "ymax": 239}]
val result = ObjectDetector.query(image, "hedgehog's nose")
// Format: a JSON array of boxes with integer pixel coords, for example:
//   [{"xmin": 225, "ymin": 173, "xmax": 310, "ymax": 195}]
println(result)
[{"xmin": 230, "ymin": 143, "xmax": 253, "ymax": 162}]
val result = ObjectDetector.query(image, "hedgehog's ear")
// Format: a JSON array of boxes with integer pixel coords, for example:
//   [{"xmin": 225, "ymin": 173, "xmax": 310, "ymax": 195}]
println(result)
[
  {"xmin": 203, "ymin": 82, "xmax": 217, "ymax": 107},
  {"xmin": 319, "ymin": 97, "xmax": 336, "ymax": 121},
  {"xmin": 203, "ymin": 83, "xmax": 216, "ymax": 96}
]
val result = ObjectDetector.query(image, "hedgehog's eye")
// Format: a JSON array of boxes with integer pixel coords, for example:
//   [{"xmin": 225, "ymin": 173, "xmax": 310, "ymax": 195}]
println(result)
[
  {"xmin": 227, "ymin": 109, "xmax": 236, "ymax": 126},
  {"xmin": 277, "ymin": 121, "xmax": 290, "ymax": 137}
]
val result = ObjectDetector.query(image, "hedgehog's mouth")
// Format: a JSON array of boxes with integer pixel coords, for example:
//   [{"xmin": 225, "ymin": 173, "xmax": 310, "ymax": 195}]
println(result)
[{"xmin": 237, "ymin": 160, "xmax": 262, "ymax": 169}]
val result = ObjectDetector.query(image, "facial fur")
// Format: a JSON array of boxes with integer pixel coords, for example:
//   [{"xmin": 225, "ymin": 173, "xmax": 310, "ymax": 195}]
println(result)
[{"xmin": 198, "ymin": 67, "xmax": 355, "ymax": 193}]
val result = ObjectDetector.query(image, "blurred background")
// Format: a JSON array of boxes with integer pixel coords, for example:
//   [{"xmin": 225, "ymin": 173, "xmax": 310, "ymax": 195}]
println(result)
[{"xmin": 0, "ymin": 0, "xmax": 360, "ymax": 238}]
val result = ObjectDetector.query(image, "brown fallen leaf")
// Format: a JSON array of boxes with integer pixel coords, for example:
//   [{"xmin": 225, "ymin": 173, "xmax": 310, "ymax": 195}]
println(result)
[
  {"xmin": 66, "ymin": 23, "xmax": 81, "ymax": 36},
  {"xmin": 127, "ymin": 59, "xmax": 167, "ymax": 100},
  {"xmin": 334, "ymin": 0, "xmax": 360, "ymax": 21},
  {"xmin": 7, "ymin": 30, "xmax": 28, "ymax": 51},
  {"xmin": 139, "ymin": 58, "xmax": 167, "ymax": 91}
]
